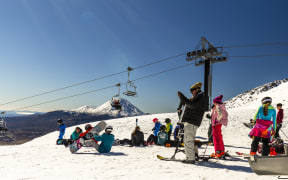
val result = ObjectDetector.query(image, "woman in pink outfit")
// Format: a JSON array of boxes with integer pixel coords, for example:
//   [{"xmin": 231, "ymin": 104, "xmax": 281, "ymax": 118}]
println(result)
[{"xmin": 211, "ymin": 95, "xmax": 228, "ymax": 158}]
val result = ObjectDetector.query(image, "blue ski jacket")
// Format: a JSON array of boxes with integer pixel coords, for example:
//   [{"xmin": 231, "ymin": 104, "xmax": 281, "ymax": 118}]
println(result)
[
  {"xmin": 70, "ymin": 130, "xmax": 82, "ymax": 140},
  {"xmin": 254, "ymin": 105, "xmax": 276, "ymax": 130},
  {"xmin": 153, "ymin": 122, "xmax": 161, "ymax": 136},
  {"xmin": 157, "ymin": 131, "xmax": 168, "ymax": 146},
  {"xmin": 58, "ymin": 124, "xmax": 66, "ymax": 139},
  {"xmin": 93, "ymin": 133, "xmax": 115, "ymax": 153}
]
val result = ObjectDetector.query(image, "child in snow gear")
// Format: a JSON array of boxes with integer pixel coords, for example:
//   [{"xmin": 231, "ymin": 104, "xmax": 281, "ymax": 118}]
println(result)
[
  {"xmin": 57, "ymin": 119, "xmax": 66, "ymax": 140},
  {"xmin": 131, "ymin": 126, "xmax": 145, "ymax": 146},
  {"xmin": 147, "ymin": 118, "xmax": 161, "ymax": 145},
  {"xmin": 275, "ymin": 103, "xmax": 284, "ymax": 138},
  {"xmin": 157, "ymin": 125, "xmax": 168, "ymax": 146},
  {"xmin": 70, "ymin": 127, "xmax": 83, "ymax": 140},
  {"xmin": 165, "ymin": 118, "xmax": 173, "ymax": 141},
  {"xmin": 177, "ymin": 82, "xmax": 206, "ymax": 163},
  {"xmin": 92, "ymin": 126, "xmax": 115, "ymax": 153},
  {"xmin": 211, "ymin": 95, "xmax": 228, "ymax": 158},
  {"xmin": 249, "ymin": 97, "xmax": 276, "ymax": 156}
]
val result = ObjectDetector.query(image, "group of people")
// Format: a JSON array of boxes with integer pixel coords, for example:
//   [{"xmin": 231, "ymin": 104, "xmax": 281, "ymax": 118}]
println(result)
[
  {"xmin": 56, "ymin": 81, "xmax": 285, "ymax": 163},
  {"xmin": 57, "ymin": 120, "xmax": 115, "ymax": 153}
]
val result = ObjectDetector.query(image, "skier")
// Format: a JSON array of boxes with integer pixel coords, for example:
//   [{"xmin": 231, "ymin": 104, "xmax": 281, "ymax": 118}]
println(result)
[
  {"xmin": 70, "ymin": 127, "xmax": 83, "ymax": 140},
  {"xmin": 146, "ymin": 118, "xmax": 161, "ymax": 145},
  {"xmin": 249, "ymin": 97, "xmax": 276, "ymax": 156},
  {"xmin": 177, "ymin": 82, "xmax": 206, "ymax": 164},
  {"xmin": 165, "ymin": 118, "xmax": 173, "ymax": 141},
  {"xmin": 275, "ymin": 103, "xmax": 284, "ymax": 138},
  {"xmin": 131, "ymin": 126, "xmax": 145, "ymax": 146},
  {"xmin": 157, "ymin": 125, "xmax": 168, "ymax": 146},
  {"xmin": 210, "ymin": 95, "xmax": 228, "ymax": 158},
  {"xmin": 92, "ymin": 126, "xmax": 115, "ymax": 153},
  {"xmin": 57, "ymin": 119, "xmax": 66, "ymax": 140}
]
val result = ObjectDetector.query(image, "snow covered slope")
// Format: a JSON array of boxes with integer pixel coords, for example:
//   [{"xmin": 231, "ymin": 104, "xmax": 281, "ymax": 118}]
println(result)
[
  {"xmin": 71, "ymin": 98, "xmax": 145, "ymax": 117},
  {"xmin": 226, "ymin": 78, "xmax": 288, "ymax": 109},
  {"xmin": 0, "ymin": 80, "xmax": 287, "ymax": 179}
]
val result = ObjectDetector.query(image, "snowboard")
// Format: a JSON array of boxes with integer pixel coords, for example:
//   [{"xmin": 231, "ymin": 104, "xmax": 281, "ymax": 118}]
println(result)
[
  {"xmin": 156, "ymin": 155, "xmax": 208, "ymax": 164},
  {"xmin": 69, "ymin": 121, "xmax": 107, "ymax": 153},
  {"xmin": 243, "ymin": 122, "xmax": 254, "ymax": 129}
]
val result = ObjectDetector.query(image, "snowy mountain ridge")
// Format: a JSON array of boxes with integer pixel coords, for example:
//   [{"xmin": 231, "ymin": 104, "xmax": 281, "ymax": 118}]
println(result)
[
  {"xmin": 225, "ymin": 78, "xmax": 288, "ymax": 109},
  {"xmin": 71, "ymin": 98, "xmax": 145, "ymax": 117}
]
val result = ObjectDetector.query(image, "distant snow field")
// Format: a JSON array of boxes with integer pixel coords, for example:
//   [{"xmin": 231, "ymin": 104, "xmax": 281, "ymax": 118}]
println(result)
[{"xmin": 0, "ymin": 79, "xmax": 287, "ymax": 179}]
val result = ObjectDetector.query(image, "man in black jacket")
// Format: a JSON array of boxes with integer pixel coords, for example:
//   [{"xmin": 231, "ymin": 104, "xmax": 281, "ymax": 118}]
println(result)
[{"xmin": 177, "ymin": 82, "xmax": 206, "ymax": 164}]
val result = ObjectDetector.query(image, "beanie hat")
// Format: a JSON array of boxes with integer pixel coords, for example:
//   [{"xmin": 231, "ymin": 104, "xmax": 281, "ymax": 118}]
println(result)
[
  {"xmin": 152, "ymin": 118, "xmax": 158, "ymax": 123},
  {"xmin": 190, "ymin": 82, "xmax": 202, "ymax": 91},
  {"xmin": 213, "ymin": 95, "xmax": 223, "ymax": 104},
  {"xmin": 262, "ymin": 97, "xmax": 272, "ymax": 104}
]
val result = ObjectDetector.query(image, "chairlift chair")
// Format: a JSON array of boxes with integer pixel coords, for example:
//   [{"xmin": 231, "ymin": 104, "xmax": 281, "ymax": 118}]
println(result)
[
  {"xmin": 123, "ymin": 67, "xmax": 137, "ymax": 97},
  {"xmin": 110, "ymin": 83, "xmax": 122, "ymax": 111}
]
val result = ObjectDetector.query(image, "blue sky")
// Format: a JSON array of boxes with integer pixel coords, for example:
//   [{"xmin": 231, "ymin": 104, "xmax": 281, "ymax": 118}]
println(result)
[{"xmin": 0, "ymin": 0, "xmax": 287, "ymax": 113}]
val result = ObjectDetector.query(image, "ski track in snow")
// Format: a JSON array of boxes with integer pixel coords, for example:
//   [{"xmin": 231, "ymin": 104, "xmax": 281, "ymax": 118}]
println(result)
[{"xmin": 1, "ymin": 80, "xmax": 287, "ymax": 179}]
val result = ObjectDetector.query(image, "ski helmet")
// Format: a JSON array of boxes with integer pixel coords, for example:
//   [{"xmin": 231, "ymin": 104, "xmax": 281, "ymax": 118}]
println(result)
[
  {"xmin": 57, "ymin": 119, "xmax": 63, "ymax": 124},
  {"xmin": 152, "ymin": 118, "xmax": 158, "ymax": 123},
  {"xmin": 105, "ymin": 125, "xmax": 113, "ymax": 133},
  {"xmin": 160, "ymin": 125, "xmax": 166, "ymax": 131},
  {"xmin": 261, "ymin": 97, "xmax": 272, "ymax": 104},
  {"xmin": 85, "ymin": 124, "xmax": 92, "ymax": 130},
  {"xmin": 165, "ymin": 118, "xmax": 171, "ymax": 123}
]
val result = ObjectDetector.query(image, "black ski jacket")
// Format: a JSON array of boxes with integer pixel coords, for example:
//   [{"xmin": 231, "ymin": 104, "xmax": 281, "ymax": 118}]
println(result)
[
  {"xmin": 178, "ymin": 91, "xmax": 206, "ymax": 126},
  {"xmin": 131, "ymin": 130, "xmax": 145, "ymax": 146}
]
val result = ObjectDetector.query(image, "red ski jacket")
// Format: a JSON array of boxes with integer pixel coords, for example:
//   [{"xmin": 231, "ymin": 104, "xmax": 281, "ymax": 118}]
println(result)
[{"xmin": 276, "ymin": 109, "xmax": 284, "ymax": 124}]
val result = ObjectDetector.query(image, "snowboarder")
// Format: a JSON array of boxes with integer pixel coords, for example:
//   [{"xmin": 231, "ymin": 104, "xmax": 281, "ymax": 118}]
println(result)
[
  {"xmin": 275, "ymin": 103, "xmax": 284, "ymax": 138},
  {"xmin": 131, "ymin": 126, "xmax": 145, "ymax": 146},
  {"xmin": 146, "ymin": 118, "xmax": 161, "ymax": 145},
  {"xmin": 249, "ymin": 97, "xmax": 276, "ymax": 156},
  {"xmin": 165, "ymin": 118, "xmax": 173, "ymax": 141},
  {"xmin": 57, "ymin": 119, "xmax": 66, "ymax": 140},
  {"xmin": 92, "ymin": 126, "xmax": 115, "ymax": 153},
  {"xmin": 177, "ymin": 82, "xmax": 206, "ymax": 164},
  {"xmin": 210, "ymin": 95, "xmax": 228, "ymax": 158},
  {"xmin": 70, "ymin": 127, "xmax": 83, "ymax": 140},
  {"xmin": 157, "ymin": 125, "xmax": 168, "ymax": 146}
]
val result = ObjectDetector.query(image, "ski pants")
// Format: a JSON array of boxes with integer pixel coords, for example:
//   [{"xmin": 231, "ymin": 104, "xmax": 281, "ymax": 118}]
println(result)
[
  {"xmin": 184, "ymin": 122, "xmax": 199, "ymax": 161},
  {"xmin": 251, "ymin": 136, "xmax": 270, "ymax": 156},
  {"xmin": 212, "ymin": 124, "xmax": 225, "ymax": 152},
  {"xmin": 208, "ymin": 124, "xmax": 213, "ymax": 143},
  {"xmin": 85, "ymin": 140, "xmax": 99, "ymax": 151},
  {"xmin": 275, "ymin": 123, "xmax": 282, "ymax": 138}
]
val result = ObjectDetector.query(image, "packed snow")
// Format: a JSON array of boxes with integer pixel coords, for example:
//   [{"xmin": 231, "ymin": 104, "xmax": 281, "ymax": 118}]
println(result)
[{"xmin": 0, "ymin": 79, "xmax": 287, "ymax": 180}]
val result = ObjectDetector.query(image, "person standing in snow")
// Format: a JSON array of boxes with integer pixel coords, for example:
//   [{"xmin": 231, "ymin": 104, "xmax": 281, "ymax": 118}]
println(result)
[
  {"xmin": 211, "ymin": 95, "xmax": 228, "ymax": 158},
  {"xmin": 91, "ymin": 126, "xmax": 115, "ymax": 153},
  {"xmin": 275, "ymin": 103, "xmax": 284, "ymax": 138},
  {"xmin": 147, "ymin": 118, "xmax": 161, "ymax": 145},
  {"xmin": 57, "ymin": 119, "xmax": 66, "ymax": 140},
  {"xmin": 249, "ymin": 97, "xmax": 276, "ymax": 156},
  {"xmin": 177, "ymin": 82, "xmax": 206, "ymax": 164},
  {"xmin": 165, "ymin": 118, "xmax": 173, "ymax": 141}
]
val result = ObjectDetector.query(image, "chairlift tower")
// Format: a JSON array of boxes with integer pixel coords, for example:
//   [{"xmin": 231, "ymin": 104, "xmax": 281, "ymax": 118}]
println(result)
[{"xmin": 186, "ymin": 37, "xmax": 228, "ymax": 111}]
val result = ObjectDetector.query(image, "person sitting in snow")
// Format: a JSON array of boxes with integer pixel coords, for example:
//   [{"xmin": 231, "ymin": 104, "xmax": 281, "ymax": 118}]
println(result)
[
  {"xmin": 146, "ymin": 118, "xmax": 161, "ymax": 145},
  {"xmin": 90, "ymin": 126, "xmax": 115, "ymax": 153},
  {"xmin": 70, "ymin": 127, "xmax": 83, "ymax": 140},
  {"xmin": 57, "ymin": 119, "xmax": 66, "ymax": 140},
  {"xmin": 131, "ymin": 126, "xmax": 146, "ymax": 146},
  {"xmin": 210, "ymin": 95, "xmax": 228, "ymax": 158},
  {"xmin": 249, "ymin": 97, "xmax": 276, "ymax": 156},
  {"xmin": 165, "ymin": 118, "xmax": 173, "ymax": 141},
  {"xmin": 157, "ymin": 125, "xmax": 168, "ymax": 146}
]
